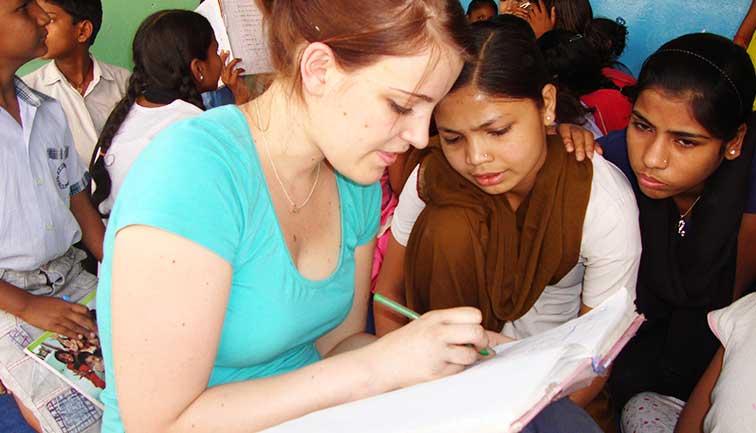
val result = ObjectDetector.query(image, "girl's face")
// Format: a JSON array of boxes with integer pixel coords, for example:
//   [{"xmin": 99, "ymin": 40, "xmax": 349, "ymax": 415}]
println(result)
[
  {"xmin": 312, "ymin": 47, "xmax": 463, "ymax": 185},
  {"xmin": 468, "ymin": 6, "xmax": 496, "ymax": 22},
  {"xmin": 197, "ymin": 38, "xmax": 223, "ymax": 93},
  {"xmin": 434, "ymin": 84, "xmax": 556, "ymax": 196},
  {"xmin": 627, "ymin": 88, "xmax": 744, "ymax": 200}
]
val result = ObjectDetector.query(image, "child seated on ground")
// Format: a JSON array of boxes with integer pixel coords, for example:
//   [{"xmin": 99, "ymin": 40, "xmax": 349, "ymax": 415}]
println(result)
[
  {"xmin": 1, "ymin": 1, "xmax": 105, "ymax": 432},
  {"xmin": 23, "ymin": 0, "xmax": 130, "ymax": 163}
]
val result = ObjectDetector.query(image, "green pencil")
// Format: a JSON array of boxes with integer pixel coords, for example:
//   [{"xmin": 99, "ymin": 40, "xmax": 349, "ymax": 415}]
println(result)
[{"xmin": 373, "ymin": 293, "xmax": 490, "ymax": 357}]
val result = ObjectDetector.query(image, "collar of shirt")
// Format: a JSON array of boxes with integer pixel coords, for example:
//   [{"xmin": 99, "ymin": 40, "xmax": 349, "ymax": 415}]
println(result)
[{"xmin": 39, "ymin": 55, "xmax": 114, "ymax": 97}]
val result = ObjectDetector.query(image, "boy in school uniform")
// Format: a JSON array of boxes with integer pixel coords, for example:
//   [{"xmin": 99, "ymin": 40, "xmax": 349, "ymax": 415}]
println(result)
[
  {"xmin": 23, "ymin": 0, "xmax": 129, "ymax": 164},
  {"xmin": 0, "ymin": 1, "xmax": 106, "ymax": 432}
]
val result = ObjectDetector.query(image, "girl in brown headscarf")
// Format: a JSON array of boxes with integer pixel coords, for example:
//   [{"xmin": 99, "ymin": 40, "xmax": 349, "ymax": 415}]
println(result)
[{"xmin": 374, "ymin": 17, "xmax": 642, "ymax": 406}]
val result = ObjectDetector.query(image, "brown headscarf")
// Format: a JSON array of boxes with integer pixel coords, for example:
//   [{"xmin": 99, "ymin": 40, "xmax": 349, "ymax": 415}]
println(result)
[{"xmin": 404, "ymin": 135, "xmax": 593, "ymax": 331}]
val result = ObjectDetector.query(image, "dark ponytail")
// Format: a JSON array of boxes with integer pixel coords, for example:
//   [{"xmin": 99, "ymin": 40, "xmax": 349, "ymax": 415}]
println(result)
[{"xmin": 89, "ymin": 10, "xmax": 214, "ymax": 217}]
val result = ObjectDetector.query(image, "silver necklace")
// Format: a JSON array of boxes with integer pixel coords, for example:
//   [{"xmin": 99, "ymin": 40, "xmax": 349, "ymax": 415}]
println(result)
[
  {"xmin": 677, "ymin": 195, "xmax": 702, "ymax": 237},
  {"xmin": 254, "ymin": 101, "xmax": 320, "ymax": 214}
]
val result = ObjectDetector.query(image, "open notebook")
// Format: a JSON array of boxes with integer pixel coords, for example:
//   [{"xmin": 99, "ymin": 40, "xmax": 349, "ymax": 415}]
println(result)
[
  {"xmin": 195, "ymin": 0, "xmax": 273, "ymax": 76},
  {"xmin": 263, "ymin": 287, "xmax": 644, "ymax": 433}
]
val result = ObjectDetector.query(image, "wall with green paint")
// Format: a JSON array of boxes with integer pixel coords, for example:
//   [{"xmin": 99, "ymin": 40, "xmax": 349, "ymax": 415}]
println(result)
[{"xmin": 19, "ymin": 0, "xmax": 198, "ymax": 76}]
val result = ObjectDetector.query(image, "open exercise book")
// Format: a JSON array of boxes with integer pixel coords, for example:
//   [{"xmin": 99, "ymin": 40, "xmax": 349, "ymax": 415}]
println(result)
[
  {"xmin": 263, "ymin": 287, "xmax": 644, "ymax": 433},
  {"xmin": 24, "ymin": 291, "xmax": 104, "ymax": 410},
  {"xmin": 195, "ymin": 0, "xmax": 273, "ymax": 76}
]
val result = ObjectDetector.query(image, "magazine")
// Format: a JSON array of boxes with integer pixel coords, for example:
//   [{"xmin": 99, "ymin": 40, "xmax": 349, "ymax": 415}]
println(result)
[{"xmin": 24, "ymin": 291, "xmax": 104, "ymax": 410}]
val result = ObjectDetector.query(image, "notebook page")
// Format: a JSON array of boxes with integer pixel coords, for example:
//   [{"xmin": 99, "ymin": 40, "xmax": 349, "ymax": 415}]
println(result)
[
  {"xmin": 220, "ymin": 0, "xmax": 273, "ymax": 75},
  {"xmin": 262, "ymin": 345, "xmax": 572, "ymax": 433},
  {"xmin": 261, "ymin": 287, "xmax": 637, "ymax": 433},
  {"xmin": 195, "ymin": 0, "xmax": 232, "ymax": 57}
]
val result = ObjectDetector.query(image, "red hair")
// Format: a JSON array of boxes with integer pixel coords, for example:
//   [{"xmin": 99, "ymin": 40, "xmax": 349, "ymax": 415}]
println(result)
[{"xmin": 256, "ymin": 0, "xmax": 472, "ymax": 95}]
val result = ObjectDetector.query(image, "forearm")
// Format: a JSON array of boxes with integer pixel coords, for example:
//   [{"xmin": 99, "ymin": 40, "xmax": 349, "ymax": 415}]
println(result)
[
  {"xmin": 0, "ymin": 279, "xmax": 32, "ymax": 316},
  {"xmin": 736, "ymin": 1, "xmax": 756, "ymax": 44},
  {"xmin": 569, "ymin": 374, "xmax": 607, "ymax": 407},
  {"xmin": 324, "ymin": 332, "xmax": 377, "ymax": 357},
  {"xmin": 373, "ymin": 237, "xmax": 409, "ymax": 336},
  {"xmin": 148, "ymin": 347, "xmax": 385, "ymax": 433},
  {"xmin": 674, "ymin": 347, "xmax": 723, "ymax": 433},
  {"xmin": 70, "ymin": 192, "xmax": 105, "ymax": 261}
]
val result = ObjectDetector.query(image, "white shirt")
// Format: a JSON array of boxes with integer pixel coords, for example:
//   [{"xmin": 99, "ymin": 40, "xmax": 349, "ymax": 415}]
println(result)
[
  {"xmin": 98, "ymin": 99, "xmax": 203, "ymax": 216},
  {"xmin": 0, "ymin": 78, "xmax": 89, "ymax": 271},
  {"xmin": 22, "ymin": 56, "xmax": 130, "ymax": 164},
  {"xmin": 704, "ymin": 292, "xmax": 756, "ymax": 433},
  {"xmin": 392, "ymin": 153, "xmax": 641, "ymax": 339}
]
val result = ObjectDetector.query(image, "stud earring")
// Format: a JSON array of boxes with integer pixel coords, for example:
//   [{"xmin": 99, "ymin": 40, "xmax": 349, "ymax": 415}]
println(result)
[
  {"xmin": 546, "ymin": 115, "xmax": 552, "ymax": 122},
  {"xmin": 199, "ymin": 73, "xmax": 204, "ymax": 81},
  {"xmin": 730, "ymin": 149, "xmax": 737, "ymax": 155}
]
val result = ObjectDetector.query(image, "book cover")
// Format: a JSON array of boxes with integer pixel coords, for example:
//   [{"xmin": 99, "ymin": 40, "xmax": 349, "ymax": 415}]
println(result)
[{"xmin": 24, "ymin": 291, "xmax": 105, "ymax": 410}]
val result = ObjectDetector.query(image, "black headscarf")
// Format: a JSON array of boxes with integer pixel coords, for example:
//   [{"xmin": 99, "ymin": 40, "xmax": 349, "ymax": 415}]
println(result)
[{"xmin": 609, "ymin": 114, "xmax": 755, "ymax": 405}]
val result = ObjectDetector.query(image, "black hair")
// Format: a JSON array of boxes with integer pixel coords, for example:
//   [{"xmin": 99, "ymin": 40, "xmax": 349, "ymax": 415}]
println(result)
[
  {"xmin": 455, "ymin": 15, "xmax": 587, "ymax": 125},
  {"xmin": 593, "ymin": 17, "xmax": 627, "ymax": 65},
  {"xmin": 54, "ymin": 350, "xmax": 78, "ymax": 367},
  {"xmin": 89, "ymin": 10, "xmax": 214, "ymax": 217},
  {"xmin": 538, "ymin": 29, "xmax": 618, "ymax": 96},
  {"xmin": 633, "ymin": 33, "xmax": 756, "ymax": 142},
  {"xmin": 541, "ymin": 0, "xmax": 593, "ymax": 35},
  {"xmin": 466, "ymin": 0, "xmax": 497, "ymax": 16},
  {"xmin": 46, "ymin": 0, "xmax": 102, "ymax": 46}
]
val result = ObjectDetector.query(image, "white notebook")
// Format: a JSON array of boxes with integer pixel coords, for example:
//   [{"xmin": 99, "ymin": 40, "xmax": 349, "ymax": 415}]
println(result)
[{"xmin": 263, "ymin": 287, "xmax": 643, "ymax": 433}]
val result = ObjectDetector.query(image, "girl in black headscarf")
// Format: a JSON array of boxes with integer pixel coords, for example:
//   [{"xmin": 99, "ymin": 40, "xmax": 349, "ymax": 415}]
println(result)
[{"xmin": 599, "ymin": 32, "xmax": 756, "ymax": 411}]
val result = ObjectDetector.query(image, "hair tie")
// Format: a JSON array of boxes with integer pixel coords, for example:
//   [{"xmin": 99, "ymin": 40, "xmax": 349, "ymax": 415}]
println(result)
[
  {"xmin": 569, "ymin": 33, "xmax": 584, "ymax": 43},
  {"xmin": 655, "ymin": 48, "xmax": 743, "ymax": 113},
  {"xmin": 615, "ymin": 16, "xmax": 626, "ymax": 26}
]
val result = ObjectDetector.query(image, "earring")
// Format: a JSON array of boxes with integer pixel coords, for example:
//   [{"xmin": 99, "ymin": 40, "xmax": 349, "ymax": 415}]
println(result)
[
  {"xmin": 199, "ymin": 73, "xmax": 204, "ymax": 81},
  {"xmin": 546, "ymin": 115, "xmax": 552, "ymax": 122},
  {"xmin": 730, "ymin": 149, "xmax": 737, "ymax": 155}
]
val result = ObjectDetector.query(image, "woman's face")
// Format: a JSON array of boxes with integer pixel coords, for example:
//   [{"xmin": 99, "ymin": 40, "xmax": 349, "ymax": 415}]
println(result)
[
  {"xmin": 312, "ymin": 46, "xmax": 464, "ymax": 185},
  {"xmin": 627, "ymin": 88, "xmax": 744, "ymax": 200},
  {"xmin": 433, "ymin": 84, "xmax": 556, "ymax": 196}
]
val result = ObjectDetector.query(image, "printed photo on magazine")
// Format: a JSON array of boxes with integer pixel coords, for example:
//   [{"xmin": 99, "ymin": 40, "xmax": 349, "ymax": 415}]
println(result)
[{"xmin": 24, "ymin": 291, "xmax": 104, "ymax": 409}]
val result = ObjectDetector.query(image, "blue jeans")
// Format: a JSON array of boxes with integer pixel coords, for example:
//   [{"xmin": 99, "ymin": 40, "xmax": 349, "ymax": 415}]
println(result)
[{"xmin": 521, "ymin": 398, "xmax": 603, "ymax": 433}]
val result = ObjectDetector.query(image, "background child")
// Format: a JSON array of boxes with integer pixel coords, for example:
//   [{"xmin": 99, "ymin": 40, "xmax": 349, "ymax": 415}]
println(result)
[
  {"xmin": 0, "ymin": 1, "xmax": 106, "ymax": 432},
  {"xmin": 88, "ymin": 10, "xmax": 241, "ymax": 218},
  {"xmin": 466, "ymin": 0, "xmax": 497, "ymax": 22},
  {"xmin": 23, "ymin": 0, "xmax": 130, "ymax": 164}
]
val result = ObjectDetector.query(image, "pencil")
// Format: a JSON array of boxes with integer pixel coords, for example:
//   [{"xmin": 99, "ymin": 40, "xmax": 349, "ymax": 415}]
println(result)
[{"xmin": 373, "ymin": 293, "xmax": 490, "ymax": 356}]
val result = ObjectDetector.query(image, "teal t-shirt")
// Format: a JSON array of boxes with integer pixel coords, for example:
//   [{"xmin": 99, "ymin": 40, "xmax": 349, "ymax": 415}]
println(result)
[{"xmin": 96, "ymin": 105, "xmax": 381, "ymax": 432}]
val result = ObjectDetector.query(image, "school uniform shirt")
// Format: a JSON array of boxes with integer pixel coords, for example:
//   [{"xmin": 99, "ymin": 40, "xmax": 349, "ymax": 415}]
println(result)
[
  {"xmin": 392, "ymin": 153, "xmax": 642, "ymax": 339},
  {"xmin": 0, "ymin": 78, "xmax": 89, "ymax": 271},
  {"xmin": 704, "ymin": 292, "xmax": 756, "ymax": 433},
  {"xmin": 22, "ymin": 56, "xmax": 130, "ymax": 164},
  {"xmin": 97, "ymin": 99, "xmax": 203, "ymax": 216}
]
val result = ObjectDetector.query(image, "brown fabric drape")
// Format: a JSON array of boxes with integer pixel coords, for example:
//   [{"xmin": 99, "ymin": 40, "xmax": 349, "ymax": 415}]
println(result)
[{"xmin": 404, "ymin": 135, "xmax": 593, "ymax": 331}]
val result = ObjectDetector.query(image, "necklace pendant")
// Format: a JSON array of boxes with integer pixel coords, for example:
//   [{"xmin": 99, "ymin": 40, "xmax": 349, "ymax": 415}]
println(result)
[
  {"xmin": 290, "ymin": 205, "xmax": 300, "ymax": 214},
  {"xmin": 678, "ymin": 219, "xmax": 686, "ymax": 237}
]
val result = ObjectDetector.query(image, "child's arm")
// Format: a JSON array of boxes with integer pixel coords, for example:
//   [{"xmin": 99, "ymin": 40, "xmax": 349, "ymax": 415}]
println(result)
[
  {"xmin": 674, "ymin": 346, "xmax": 724, "ymax": 433},
  {"xmin": 374, "ymin": 235, "xmax": 409, "ymax": 336},
  {"xmin": 0, "ymin": 279, "xmax": 97, "ymax": 339},
  {"xmin": 735, "ymin": 0, "xmax": 756, "ymax": 48},
  {"xmin": 70, "ymin": 191, "xmax": 105, "ymax": 262}
]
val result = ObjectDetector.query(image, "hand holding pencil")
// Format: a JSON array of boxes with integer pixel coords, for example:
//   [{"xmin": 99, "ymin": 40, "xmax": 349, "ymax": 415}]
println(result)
[{"xmin": 366, "ymin": 294, "xmax": 496, "ymax": 390}]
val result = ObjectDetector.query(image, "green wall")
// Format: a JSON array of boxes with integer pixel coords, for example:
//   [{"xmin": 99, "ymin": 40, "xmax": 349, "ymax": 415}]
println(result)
[{"xmin": 19, "ymin": 0, "xmax": 198, "ymax": 76}]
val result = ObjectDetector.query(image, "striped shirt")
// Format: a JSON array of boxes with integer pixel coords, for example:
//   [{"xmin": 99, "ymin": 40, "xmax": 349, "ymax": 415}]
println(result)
[{"xmin": 0, "ymin": 77, "xmax": 89, "ymax": 271}]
